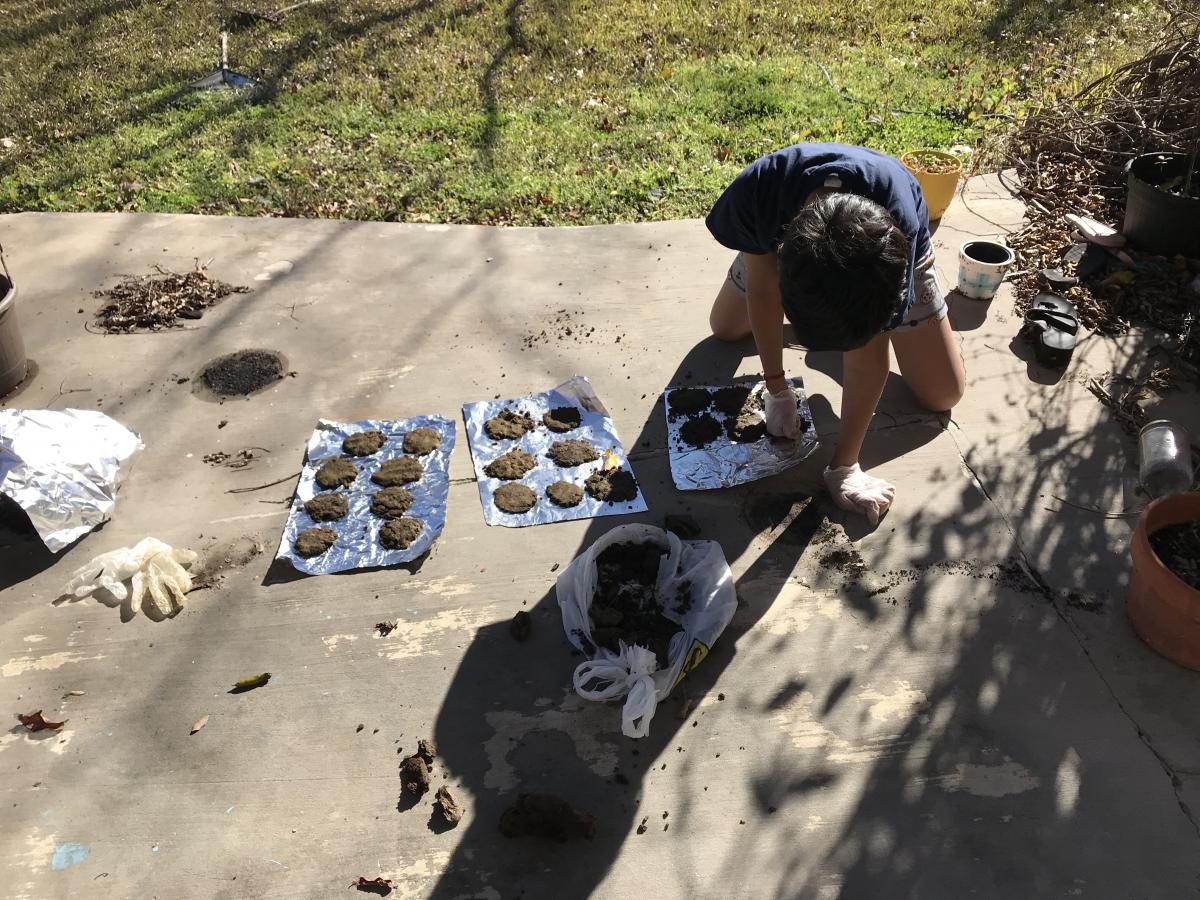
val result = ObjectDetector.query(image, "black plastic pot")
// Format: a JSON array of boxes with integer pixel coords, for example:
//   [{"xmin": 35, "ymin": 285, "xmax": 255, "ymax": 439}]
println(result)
[{"xmin": 1123, "ymin": 153, "xmax": 1200, "ymax": 256}]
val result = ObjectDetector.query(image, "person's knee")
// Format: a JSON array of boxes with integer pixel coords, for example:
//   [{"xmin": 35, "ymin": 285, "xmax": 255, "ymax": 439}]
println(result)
[
  {"xmin": 708, "ymin": 314, "xmax": 750, "ymax": 342},
  {"xmin": 915, "ymin": 378, "xmax": 965, "ymax": 413}
]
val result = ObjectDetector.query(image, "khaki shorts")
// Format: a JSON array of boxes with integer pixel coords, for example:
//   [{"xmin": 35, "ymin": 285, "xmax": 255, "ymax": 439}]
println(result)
[{"xmin": 726, "ymin": 251, "xmax": 947, "ymax": 331}]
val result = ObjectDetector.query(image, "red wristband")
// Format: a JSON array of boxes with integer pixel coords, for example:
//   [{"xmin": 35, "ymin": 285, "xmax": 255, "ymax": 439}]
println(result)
[{"xmin": 763, "ymin": 370, "xmax": 785, "ymax": 381}]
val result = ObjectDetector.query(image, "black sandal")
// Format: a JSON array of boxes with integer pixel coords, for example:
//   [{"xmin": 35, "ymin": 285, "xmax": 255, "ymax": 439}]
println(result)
[{"xmin": 1022, "ymin": 293, "xmax": 1079, "ymax": 368}]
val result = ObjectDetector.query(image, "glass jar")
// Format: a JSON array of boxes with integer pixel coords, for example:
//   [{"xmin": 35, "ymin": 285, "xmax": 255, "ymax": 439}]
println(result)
[{"xmin": 1139, "ymin": 420, "xmax": 1194, "ymax": 498}]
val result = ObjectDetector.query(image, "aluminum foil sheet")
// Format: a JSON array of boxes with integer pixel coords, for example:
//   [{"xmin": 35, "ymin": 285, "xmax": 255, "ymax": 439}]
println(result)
[
  {"xmin": 463, "ymin": 375, "xmax": 647, "ymax": 527},
  {"xmin": 0, "ymin": 408, "xmax": 143, "ymax": 552},
  {"xmin": 275, "ymin": 417, "xmax": 455, "ymax": 575},
  {"xmin": 664, "ymin": 379, "xmax": 820, "ymax": 491}
]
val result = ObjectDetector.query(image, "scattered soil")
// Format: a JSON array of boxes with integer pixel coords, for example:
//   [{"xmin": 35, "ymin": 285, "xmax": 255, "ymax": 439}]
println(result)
[
  {"xmin": 371, "ymin": 457, "xmax": 423, "ymax": 486},
  {"xmin": 94, "ymin": 265, "xmax": 249, "ymax": 333},
  {"xmin": 200, "ymin": 349, "xmax": 285, "ymax": 396},
  {"xmin": 485, "ymin": 449, "xmax": 537, "ymax": 480},
  {"xmin": 585, "ymin": 468, "xmax": 639, "ymax": 503},
  {"xmin": 819, "ymin": 546, "xmax": 866, "ymax": 575},
  {"xmin": 510, "ymin": 610, "xmax": 533, "ymax": 641},
  {"xmin": 202, "ymin": 447, "xmax": 265, "ymax": 469},
  {"xmin": 669, "ymin": 388, "xmax": 711, "ymax": 416},
  {"xmin": 380, "ymin": 517, "xmax": 422, "ymax": 550},
  {"xmin": 434, "ymin": 786, "xmax": 464, "ymax": 827},
  {"xmin": 417, "ymin": 738, "xmax": 437, "ymax": 763},
  {"xmin": 1149, "ymin": 520, "xmax": 1200, "ymax": 590},
  {"xmin": 680, "ymin": 414, "xmax": 722, "ymax": 448},
  {"xmin": 587, "ymin": 540, "xmax": 681, "ymax": 668},
  {"xmin": 520, "ymin": 309, "xmax": 597, "ymax": 349},
  {"xmin": 315, "ymin": 457, "xmax": 357, "ymax": 489},
  {"xmin": 485, "ymin": 409, "xmax": 535, "ymax": 440},
  {"xmin": 711, "ymin": 385, "xmax": 752, "ymax": 417},
  {"xmin": 304, "ymin": 492, "xmax": 349, "ymax": 522},
  {"xmin": 542, "ymin": 406, "xmax": 582, "ymax": 432},
  {"xmin": 376, "ymin": 621, "xmax": 398, "ymax": 636},
  {"xmin": 727, "ymin": 412, "xmax": 767, "ymax": 443},
  {"xmin": 547, "ymin": 481, "xmax": 584, "ymax": 507},
  {"xmin": 400, "ymin": 754, "xmax": 431, "ymax": 796},
  {"xmin": 371, "ymin": 487, "xmax": 415, "ymax": 519},
  {"xmin": 343, "ymin": 430, "xmax": 387, "ymax": 457},
  {"xmin": 547, "ymin": 439, "xmax": 600, "ymax": 467},
  {"xmin": 494, "ymin": 483, "xmax": 537, "ymax": 514},
  {"xmin": 403, "ymin": 428, "xmax": 441, "ymax": 456},
  {"xmin": 295, "ymin": 527, "xmax": 337, "ymax": 558},
  {"xmin": 499, "ymin": 793, "xmax": 595, "ymax": 841}
]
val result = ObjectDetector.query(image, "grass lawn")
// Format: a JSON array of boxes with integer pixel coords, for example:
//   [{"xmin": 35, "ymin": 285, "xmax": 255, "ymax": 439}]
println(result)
[{"xmin": 0, "ymin": 0, "xmax": 1163, "ymax": 224}]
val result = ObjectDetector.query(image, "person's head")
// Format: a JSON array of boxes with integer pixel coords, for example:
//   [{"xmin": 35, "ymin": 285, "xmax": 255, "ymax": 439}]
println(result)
[{"xmin": 777, "ymin": 193, "xmax": 909, "ymax": 351}]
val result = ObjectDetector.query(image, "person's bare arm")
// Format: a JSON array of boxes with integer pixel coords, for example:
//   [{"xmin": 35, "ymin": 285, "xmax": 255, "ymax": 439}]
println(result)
[
  {"xmin": 830, "ymin": 332, "xmax": 890, "ymax": 467},
  {"xmin": 742, "ymin": 252, "xmax": 787, "ymax": 392}
]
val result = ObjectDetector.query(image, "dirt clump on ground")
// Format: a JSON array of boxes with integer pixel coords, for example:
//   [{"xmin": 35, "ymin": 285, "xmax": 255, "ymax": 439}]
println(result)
[
  {"xmin": 343, "ymin": 430, "xmax": 387, "ymax": 456},
  {"xmin": 669, "ymin": 388, "xmax": 712, "ymax": 416},
  {"xmin": 371, "ymin": 487, "xmax": 415, "ymax": 519},
  {"xmin": 680, "ymin": 414, "xmax": 723, "ymax": 448},
  {"xmin": 587, "ymin": 540, "xmax": 682, "ymax": 668},
  {"xmin": 400, "ymin": 755, "xmax": 431, "ymax": 796},
  {"xmin": 402, "ymin": 428, "xmax": 441, "ymax": 456},
  {"xmin": 711, "ymin": 385, "xmax": 752, "ymax": 417},
  {"xmin": 485, "ymin": 449, "xmax": 537, "ymax": 480},
  {"xmin": 485, "ymin": 409, "xmax": 536, "ymax": 440},
  {"xmin": 314, "ymin": 457, "xmax": 357, "ymax": 489},
  {"xmin": 1150, "ymin": 520, "xmax": 1200, "ymax": 590},
  {"xmin": 295, "ymin": 527, "xmax": 337, "ymax": 558},
  {"xmin": 371, "ymin": 456, "xmax": 423, "ymax": 486},
  {"xmin": 434, "ymin": 786, "xmax": 464, "ymax": 827},
  {"xmin": 585, "ymin": 467, "xmax": 639, "ymax": 503},
  {"xmin": 499, "ymin": 793, "xmax": 595, "ymax": 841},
  {"xmin": 547, "ymin": 439, "xmax": 600, "ymax": 467},
  {"xmin": 94, "ymin": 265, "xmax": 249, "ymax": 333},
  {"xmin": 304, "ymin": 492, "xmax": 349, "ymax": 522},
  {"xmin": 727, "ymin": 412, "xmax": 767, "ymax": 443},
  {"xmin": 542, "ymin": 406, "xmax": 582, "ymax": 432},
  {"xmin": 547, "ymin": 481, "xmax": 584, "ymax": 507},
  {"xmin": 494, "ymin": 483, "xmax": 537, "ymax": 514},
  {"xmin": 510, "ymin": 610, "xmax": 532, "ymax": 640},
  {"xmin": 380, "ymin": 517, "xmax": 422, "ymax": 550},
  {"xmin": 200, "ymin": 349, "xmax": 285, "ymax": 396}
]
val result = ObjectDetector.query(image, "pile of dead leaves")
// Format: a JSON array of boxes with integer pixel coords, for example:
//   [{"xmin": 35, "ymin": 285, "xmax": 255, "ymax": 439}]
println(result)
[{"xmin": 93, "ymin": 263, "xmax": 250, "ymax": 333}]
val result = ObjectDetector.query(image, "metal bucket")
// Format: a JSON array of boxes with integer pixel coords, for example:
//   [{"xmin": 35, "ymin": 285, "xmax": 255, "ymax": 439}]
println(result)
[{"xmin": 0, "ymin": 274, "xmax": 28, "ymax": 398}]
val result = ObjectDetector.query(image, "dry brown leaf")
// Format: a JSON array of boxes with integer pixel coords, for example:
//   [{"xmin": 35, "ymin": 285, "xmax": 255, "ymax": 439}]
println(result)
[
  {"xmin": 349, "ymin": 876, "xmax": 393, "ymax": 895},
  {"xmin": 17, "ymin": 711, "xmax": 66, "ymax": 732},
  {"xmin": 190, "ymin": 715, "xmax": 209, "ymax": 735}
]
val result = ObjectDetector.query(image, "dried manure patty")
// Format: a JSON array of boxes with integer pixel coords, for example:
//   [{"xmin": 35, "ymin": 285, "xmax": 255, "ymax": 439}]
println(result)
[
  {"xmin": 295, "ymin": 527, "xmax": 337, "ymax": 558},
  {"xmin": 342, "ymin": 430, "xmax": 387, "ymax": 456},
  {"xmin": 585, "ymin": 467, "xmax": 639, "ymax": 503},
  {"xmin": 370, "ymin": 486, "xmax": 416, "ymax": 519},
  {"xmin": 494, "ymin": 483, "xmax": 537, "ymax": 514},
  {"xmin": 371, "ymin": 456, "xmax": 423, "ymax": 486},
  {"xmin": 484, "ymin": 449, "xmax": 537, "ymax": 480},
  {"xmin": 546, "ymin": 481, "xmax": 584, "ymax": 507},
  {"xmin": 314, "ymin": 457, "xmax": 357, "ymax": 489},
  {"xmin": 547, "ymin": 439, "xmax": 600, "ymax": 467},
  {"xmin": 484, "ymin": 409, "xmax": 535, "ymax": 440},
  {"xmin": 402, "ymin": 427, "xmax": 441, "ymax": 456},
  {"xmin": 304, "ymin": 492, "xmax": 349, "ymax": 522},
  {"xmin": 380, "ymin": 517, "xmax": 423, "ymax": 550},
  {"xmin": 542, "ymin": 406, "xmax": 582, "ymax": 433}
]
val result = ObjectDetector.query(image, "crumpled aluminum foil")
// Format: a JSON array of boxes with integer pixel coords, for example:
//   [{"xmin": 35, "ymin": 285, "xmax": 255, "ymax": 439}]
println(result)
[
  {"xmin": 0, "ymin": 408, "xmax": 143, "ymax": 552},
  {"xmin": 463, "ymin": 375, "xmax": 648, "ymax": 527},
  {"xmin": 275, "ymin": 416, "xmax": 455, "ymax": 575},
  {"xmin": 664, "ymin": 379, "xmax": 820, "ymax": 491}
]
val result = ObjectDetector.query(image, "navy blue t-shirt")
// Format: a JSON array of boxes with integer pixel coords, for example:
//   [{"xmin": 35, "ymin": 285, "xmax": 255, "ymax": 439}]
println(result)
[{"xmin": 705, "ymin": 143, "xmax": 932, "ymax": 328}]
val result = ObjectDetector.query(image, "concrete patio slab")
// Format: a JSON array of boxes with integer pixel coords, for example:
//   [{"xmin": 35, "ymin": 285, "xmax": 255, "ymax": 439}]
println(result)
[{"xmin": 1, "ymin": 176, "xmax": 1198, "ymax": 899}]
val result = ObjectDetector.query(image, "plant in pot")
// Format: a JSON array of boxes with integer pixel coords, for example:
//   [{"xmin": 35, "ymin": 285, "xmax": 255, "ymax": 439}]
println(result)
[
  {"xmin": 900, "ymin": 149, "xmax": 962, "ymax": 221},
  {"xmin": 1128, "ymin": 491, "xmax": 1200, "ymax": 671}
]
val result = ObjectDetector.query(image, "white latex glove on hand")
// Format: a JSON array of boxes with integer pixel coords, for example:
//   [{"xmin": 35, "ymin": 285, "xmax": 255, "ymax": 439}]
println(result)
[
  {"xmin": 63, "ymin": 537, "xmax": 198, "ymax": 616},
  {"xmin": 823, "ymin": 464, "xmax": 896, "ymax": 525},
  {"xmin": 764, "ymin": 387, "xmax": 801, "ymax": 439}
]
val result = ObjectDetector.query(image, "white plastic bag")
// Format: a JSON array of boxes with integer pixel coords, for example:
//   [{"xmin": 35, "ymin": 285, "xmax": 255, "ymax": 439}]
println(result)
[{"xmin": 557, "ymin": 523, "xmax": 737, "ymax": 737}]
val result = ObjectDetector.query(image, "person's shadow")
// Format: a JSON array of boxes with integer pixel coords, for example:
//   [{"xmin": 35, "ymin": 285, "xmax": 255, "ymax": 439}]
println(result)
[{"xmin": 425, "ymin": 335, "xmax": 942, "ymax": 898}]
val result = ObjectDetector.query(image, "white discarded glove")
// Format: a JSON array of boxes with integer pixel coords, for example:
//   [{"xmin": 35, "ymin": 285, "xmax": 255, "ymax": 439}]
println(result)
[
  {"xmin": 823, "ymin": 464, "xmax": 896, "ymax": 525},
  {"xmin": 764, "ymin": 387, "xmax": 801, "ymax": 439},
  {"xmin": 63, "ymin": 537, "xmax": 198, "ymax": 616}
]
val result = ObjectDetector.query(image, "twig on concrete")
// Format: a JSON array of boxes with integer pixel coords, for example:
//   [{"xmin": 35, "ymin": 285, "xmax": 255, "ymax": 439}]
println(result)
[
  {"xmin": 1048, "ymin": 495, "xmax": 1141, "ymax": 518},
  {"xmin": 226, "ymin": 471, "xmax": 300, "ymax": 494}
]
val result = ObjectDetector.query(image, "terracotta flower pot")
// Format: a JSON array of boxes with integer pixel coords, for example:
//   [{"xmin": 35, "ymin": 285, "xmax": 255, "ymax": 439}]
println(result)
[{"xmin": 1128, "ymin": 492, "xmax": 1200, "ymax": 670}]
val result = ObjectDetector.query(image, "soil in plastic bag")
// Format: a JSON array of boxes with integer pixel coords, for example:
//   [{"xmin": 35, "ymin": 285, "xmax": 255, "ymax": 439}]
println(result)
[{"xmin": 588, "ymin": 541, "xmax": 687, "ymax": 669}]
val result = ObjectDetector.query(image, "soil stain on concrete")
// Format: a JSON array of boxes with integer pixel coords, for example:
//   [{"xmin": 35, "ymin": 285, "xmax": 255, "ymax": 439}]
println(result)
[
  {"xmin": 494, "ymin": 482, "xmax": 537, "ymax": 514},
  {"xmin": 485, "ymin": 449, "xmax": 537, "ymax": 480},
  {"xmin": 371, "ymin": 457, "xmax": 423, "ymax": 486}
]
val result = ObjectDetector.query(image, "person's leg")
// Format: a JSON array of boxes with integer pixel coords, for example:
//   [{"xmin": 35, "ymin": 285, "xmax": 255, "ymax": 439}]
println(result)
[
  {"xmin": 709, "ymin": 253, "xmax": 753, "ymax": 341},
  {"xmin": 890, "ymin": 314, "xmax": 966, "ymax": 412}
]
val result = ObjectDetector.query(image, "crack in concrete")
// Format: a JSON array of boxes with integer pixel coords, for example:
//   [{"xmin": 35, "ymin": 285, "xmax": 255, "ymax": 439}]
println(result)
[{"xmin": 945, "ymin": 419, "xmax": 1200, "ymax": 842}]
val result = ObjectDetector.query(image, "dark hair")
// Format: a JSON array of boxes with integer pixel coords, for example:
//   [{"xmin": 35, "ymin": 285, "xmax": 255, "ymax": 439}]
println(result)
[{"xmin": 777, "ymin": 193, "xmax": 909, "ymax": 351}]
